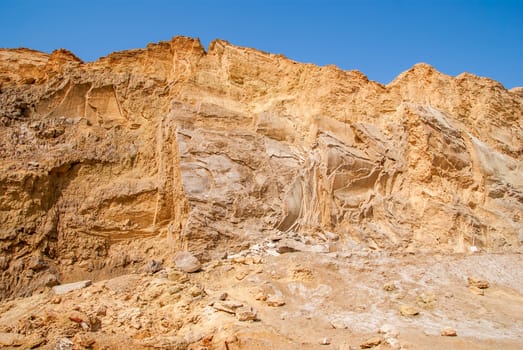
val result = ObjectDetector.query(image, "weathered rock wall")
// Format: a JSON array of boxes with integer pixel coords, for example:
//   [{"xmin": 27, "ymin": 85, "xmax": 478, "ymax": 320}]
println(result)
[{"xmin": 0, "ymin": 36, "xmax": 522, "ymax": 299}]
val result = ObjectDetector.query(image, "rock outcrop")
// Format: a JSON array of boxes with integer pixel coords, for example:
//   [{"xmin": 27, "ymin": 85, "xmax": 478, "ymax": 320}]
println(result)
[{"xmin": 0, "ymin": 36, "xmax": 522, "ymax": 300}]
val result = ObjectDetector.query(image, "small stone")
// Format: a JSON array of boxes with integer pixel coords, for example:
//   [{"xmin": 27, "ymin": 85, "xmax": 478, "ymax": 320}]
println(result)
[
  {"xmin": 54, "ymin": 337, "xmax": 74, "ymax": 350},
  {"xmin": 329, "ymin": 318, "xmax": 349, "ymax": 329},
  {"xmin": 360, "ymin": 336, "xmax": 382, "ymax": 348},
  {"xmin": 225, "ymin": 335, "xmax": 238, "ymax": 344},
  {"xmin": 43, "ymin": 273, "xmax": 60, "ymax": 287},
  {"xmin": 213, "ymin": 301, "xmax": 239, "ymax": 314},
  {"xmin": 145, "ymin": 259, "xmax": 163, "ymax": 274},
  {"xmin": 51, "ymin": 296, "xmax": 62, "ymax": 304},
  {"xmin": 319, "ymin": 337, "xmax": 331, "ymax": 345},
  {"xmin": 219, "ymin": 292, "xmax": 228, "ymax": 301},
  {"xmin": 130, "ymin": 319, "xmax": 142, "ymax": 330},
  {"xmin": 29, "ymin": 255, "xmax": 48, "ymax": 271},
  {"xmin": 188, "ymin": 286, "xmax": 204, "ymax": 297},
  {"xmin": 73, "ymin": 333, "xmax": 95, "ymax": 347},
  {"xmin": 213, "ymin": 303, "xmax": 235, "ymax": 314},
  {"xmin": 292, "ymin": 268, "xmax": 314, "ymax": 280},
  {"xmin": 255, "ymin": 292, "xmax": 267, "ymax": 301},
  {"xmin": 440, "ymin": 328, "xmax": 457, "ymax": 337},
  {"xmin": 236, "ymin": 306, "xmax": 257, "ymax": 321},
  {"xmin": 235, "ymin": 271, "xmax": 249, "ymax": 280},
  {"xmin": 168, "ymin": 270, "xmax": 189, "ymax": 282},
  {"xmin": 96, "ymin": 305, "xmax": 107, "ymax": 317},
  {"xmin": 417, "ymin": 292, "xmax": 436, "ymax": 306},
  {"xmin": 383, "ymin": 282, "xmax": 397, "ymax": 292},
  {"xmin": 467, "ymin": 277, "xmax": 489, "ymax": 289},
  {"xmin": 174, "ymin": 251, "xmax": 201, "ymax": 273},
  {"xmin": 399, "ymin": 305, "xmax": 419, "ymax": 316},
  {"xmin": 224, "ymin": 300, "xmax": 244, "ymax": 309},
  {"xmin": 266, "ymin": 295, "xmax": 285, "ymax": 307}
]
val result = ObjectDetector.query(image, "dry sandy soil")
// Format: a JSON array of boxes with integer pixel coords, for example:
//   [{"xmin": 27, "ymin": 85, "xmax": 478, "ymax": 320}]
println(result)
[{"xmin": 1, "ymin": 243, "xmax": 522, "ymax": 349}]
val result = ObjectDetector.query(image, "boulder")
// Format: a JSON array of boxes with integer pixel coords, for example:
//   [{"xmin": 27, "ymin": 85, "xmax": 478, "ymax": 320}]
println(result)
[{"xmin": 173, "ymin": 252, "xmax": 201, "ymax": 273}]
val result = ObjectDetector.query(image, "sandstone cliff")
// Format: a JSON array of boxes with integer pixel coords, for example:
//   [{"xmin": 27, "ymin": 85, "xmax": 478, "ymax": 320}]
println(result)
[{"xmin": 1, "ymin": 36, "xmax": 522, "ymax": 300}]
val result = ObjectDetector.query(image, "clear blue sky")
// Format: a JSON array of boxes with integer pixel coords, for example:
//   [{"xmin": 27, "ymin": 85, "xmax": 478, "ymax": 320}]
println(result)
[{"xmin": 1, "ymin": 0, "xmax": 522, "ymax": 88}]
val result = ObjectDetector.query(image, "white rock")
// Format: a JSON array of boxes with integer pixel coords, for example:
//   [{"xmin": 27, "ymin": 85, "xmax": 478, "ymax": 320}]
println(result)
[
  {"xmin": 54, "ymin": 338, "xmax": 74, "ymax": 350},
  {"xmin": 52, "ymin": 280, "xmax": 92, "ymax": 295},
  {"xmin": 174, "ymin": 251, "xmax": 201, "ymax": 273}
]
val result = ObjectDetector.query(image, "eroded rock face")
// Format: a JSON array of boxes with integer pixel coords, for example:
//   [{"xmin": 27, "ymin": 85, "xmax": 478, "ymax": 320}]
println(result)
[{"xmin": 0, "ymin": 36, "xmax": 522, "ymax": 299}]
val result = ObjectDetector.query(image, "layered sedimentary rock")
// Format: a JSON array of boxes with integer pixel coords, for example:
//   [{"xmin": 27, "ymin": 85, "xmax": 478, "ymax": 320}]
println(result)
[{"xmin": 0, "ymin": 37, "xmax": 522, "ymax": 299}]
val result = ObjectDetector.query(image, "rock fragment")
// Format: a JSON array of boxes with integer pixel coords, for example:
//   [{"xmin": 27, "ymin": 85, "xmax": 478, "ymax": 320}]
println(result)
[
  {"xmin": 235, "ymin": 306, "xmax": 258, "ymax": 321},
  {"xmin": 440, "ymin": 328, "xmax": 457, "ymax": 336},
  {"xmin": 255, "ymin": 292, "xmax": 268, "ymax": 301},
  {"xmin": 399, "ymin": 304, "xmax": 419, "ymax": 316},
  {"xmin": 213, "ymin": 301, "xmax": 241, "ymax": 314},
  {"xmin": 383, "ymin": 282, "xmax": 398, "ymax": 292},
  {"xmin": 144, "ymin": 259, "xmax": 163, "ymax": 274},
  {"xmin": 188, "ymin": 285, "xmax": 204, "ymax": 297},
  {"xmin": 467, "ymin": 277, "xmax": 489, "ymax": 289},
  {"xmin": 266, "ymin": 295, "xmax": 286, "ymax": 307},
  {"xmin": 52, "ymin": 280, "xmax": 92, "ymax": 295},
  {"xmin": 360, "ymin": 336, "xmax": 382, "ymax": 348},
  {"xmin": 174, "ymin": 251, "xmax": 201, "ymax": 273},
  {"xmin": 54, "ymin": 337, "xmax": 74, "ymax": 350},
  {"xmin": 276, "ymin": 239, "xmax": 329, "ymax": 254},
  {"xmin": 319, "ymin": 337, "xmax": 331, "ymax": 345},
  {"xmin": 29, "ymin": 255, "xmax": 48, "ymax": 271}
]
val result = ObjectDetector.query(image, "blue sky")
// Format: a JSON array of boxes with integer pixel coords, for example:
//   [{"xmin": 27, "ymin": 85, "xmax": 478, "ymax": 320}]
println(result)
[{"xmin": 1, "ymin": 0, "xmax": 522, "ymax": 88}]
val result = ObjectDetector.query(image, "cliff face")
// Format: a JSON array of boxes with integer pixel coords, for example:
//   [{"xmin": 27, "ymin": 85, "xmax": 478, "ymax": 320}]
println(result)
[{"xmin": 0, "ymin": 36, "xmax": 522, "ymax": 299}]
